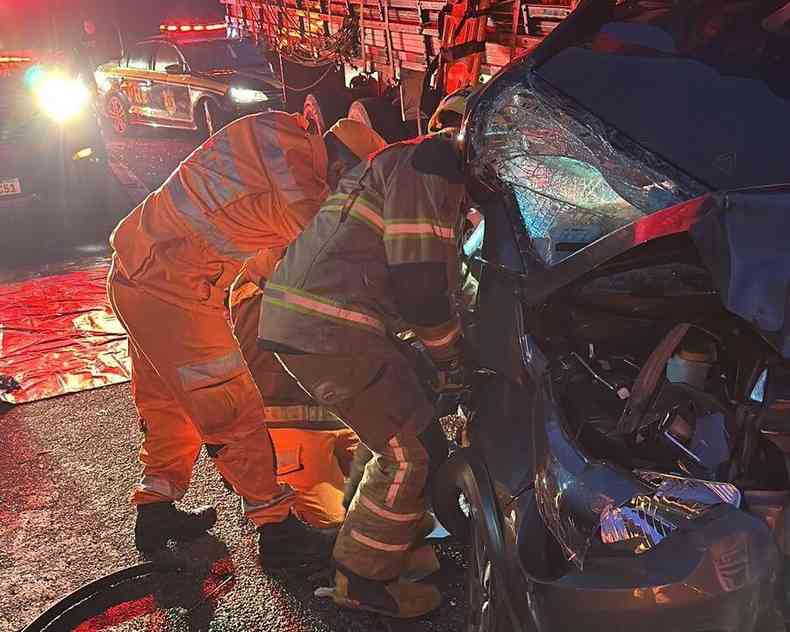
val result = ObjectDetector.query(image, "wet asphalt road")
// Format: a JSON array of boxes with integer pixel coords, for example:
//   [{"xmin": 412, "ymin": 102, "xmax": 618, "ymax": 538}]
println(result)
[{"xmin": 0, "ymin": 128, "xmax": 468, "ymax": 632}]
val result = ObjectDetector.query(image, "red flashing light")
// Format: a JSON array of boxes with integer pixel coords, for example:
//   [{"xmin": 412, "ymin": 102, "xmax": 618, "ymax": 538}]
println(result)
[
  {"xmin": 159, "ymin": 21, "xmax": 225, "ymax": 34},
  {"xmin": 0, "ymin": 56, "xmax": 32, "ymax": 63}
]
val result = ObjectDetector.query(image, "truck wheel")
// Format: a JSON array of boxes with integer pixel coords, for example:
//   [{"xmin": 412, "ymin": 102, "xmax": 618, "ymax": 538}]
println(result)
[
  {"xmin": 106, "ymin": 94, "xmax": 134, "ymax": 137},
  {"xmin": 348, "ymin": 97, "xmax": 407, "ymax": 143},
  {"xmin": 303, "ymin": 91, "xmax": 350, "ymax": 134}
]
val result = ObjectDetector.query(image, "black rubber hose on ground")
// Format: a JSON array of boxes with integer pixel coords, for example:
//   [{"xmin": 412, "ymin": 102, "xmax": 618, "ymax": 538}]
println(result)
[{"xmin": 21, "ymin": 560, "xmax": 182, "ymax": 632}]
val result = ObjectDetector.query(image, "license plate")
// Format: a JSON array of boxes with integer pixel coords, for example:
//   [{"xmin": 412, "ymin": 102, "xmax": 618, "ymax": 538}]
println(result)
[{"xmin": 0, "ymin": 178, "xmax": 21, "ymax": 196}]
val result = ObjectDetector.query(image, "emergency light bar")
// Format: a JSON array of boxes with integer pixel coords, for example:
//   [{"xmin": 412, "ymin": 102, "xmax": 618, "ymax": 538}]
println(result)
[
  {"xmin": 159, "ymin": 22, "xmax": 226, "ymax": 33},
  {"xmin": 0, "ymin": 56, "xmax": 33, "ymax": 63}
]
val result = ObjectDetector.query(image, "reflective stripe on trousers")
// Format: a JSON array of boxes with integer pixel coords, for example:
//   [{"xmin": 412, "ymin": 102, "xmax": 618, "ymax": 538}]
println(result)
[
  {"xmin": 242, "ymin": 483, "xmax": 296, "ymax": 517},
  {"xmin": 136, "ymin": 475, "xmax": 187, "ymax": 502},
  {"xmin": 264, "ymin": 404, "xmax": 341, "ymax": 424},
  {"xmin": 176, "ymin": 349, "xmax": 246, "ymax": 390}
]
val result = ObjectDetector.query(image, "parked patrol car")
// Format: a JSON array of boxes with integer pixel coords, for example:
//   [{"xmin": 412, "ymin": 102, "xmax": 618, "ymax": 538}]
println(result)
[{"xmin": 95, "ymin": 24, "xmax": 283, "ymax": 137}]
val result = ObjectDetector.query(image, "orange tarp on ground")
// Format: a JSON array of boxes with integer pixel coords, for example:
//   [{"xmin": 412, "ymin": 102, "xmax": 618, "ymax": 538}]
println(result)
[{"xmin": 0, "ymin": 265, "xmax": 130, "ymax": 404}]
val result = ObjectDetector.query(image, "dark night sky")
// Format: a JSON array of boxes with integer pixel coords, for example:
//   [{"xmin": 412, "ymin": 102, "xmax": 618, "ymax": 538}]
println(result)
[
  {"xmin": 0, "ymin": 0, "xmax": 226, "ymax": 56},
  {"xmin": 92, "ymin": 0, "xmax": 225, "ymax": 41}
]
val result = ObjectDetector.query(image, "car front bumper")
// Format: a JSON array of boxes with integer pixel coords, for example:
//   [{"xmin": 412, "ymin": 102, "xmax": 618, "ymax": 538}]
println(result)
[{"xmin": 529, "ymin": 506, "xmax": 781, "ymax": 632}]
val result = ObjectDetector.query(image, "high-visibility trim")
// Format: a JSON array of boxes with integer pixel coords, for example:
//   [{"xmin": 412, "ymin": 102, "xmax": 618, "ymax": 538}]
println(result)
[
  {"xmin": 360, "ymin": 495, "xmax": 423, "ymax": 523},
  {"xmin": 420, "ymin": 320, "xmax": 462, "ymax": 349},
  {"xmin": 137, "ymin": 475, "xmax": 186, "ymax": 501},
  {"xmin": 188, "ymin": 133, "xmax": 247, "ymax": 208},
  {"xmin": 385, "ymin": 436, "xmax": 408, "ymax": 508},
  {"xmin": 242, "ymin": 484, "xmax": 295, "ymax": 515},
  {"xmin": 263, "ymin": 404, "xmax": 341, "ymax": 424},
  {"xmin": 385, "ymin": 221, "xmax": 454, "ymax": 240},
  {"xmin": 176, "ymin": 349, "xmax": 246, "ymax": 390},
  {"xmin": 252, "ymin": 118, "xmax": 310, "ymax": 206},
  {"xmin": 166, "ymin": 174, "xmax": 255, "ymax": 261},
  {"xmin": 264, "ymin": 284, "xmax": 386, "ymax": 335},
  {"xmin": 351, "ymin": 198, "xmax": 385, "ymax": 232},
  {"xmin": 322, "ymin": 195, "xmax": 385, "ymax": 234},
  {"xmin": 350, "ymin": 529, "xmax": 411, "ymax": 552}
]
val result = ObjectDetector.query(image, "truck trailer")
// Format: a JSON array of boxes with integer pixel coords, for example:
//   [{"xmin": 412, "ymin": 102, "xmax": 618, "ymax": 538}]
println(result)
[{"xmin": 221, "ymin": 0, "xmax": 577, "ymax": 139}]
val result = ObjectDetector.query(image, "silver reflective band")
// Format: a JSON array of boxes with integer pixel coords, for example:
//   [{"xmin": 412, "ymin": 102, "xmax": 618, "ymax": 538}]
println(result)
[
  {"xmin": 177, "ymin": 350, "xmax": 246, "ymax": 390},
  {"xmin": 263, "ymin": 405, "xmax": 341, "ymax": 423},
  {"xmin": 166, "ymin": 173, "xmax": 255, "ymax": 262},
  {"xmin": 242, "ymin": 484, "xmax": 295, "ymax": 515},
  {"xmin": 137, "ymin": 475, "xmax": 186, "ymax": 501}
]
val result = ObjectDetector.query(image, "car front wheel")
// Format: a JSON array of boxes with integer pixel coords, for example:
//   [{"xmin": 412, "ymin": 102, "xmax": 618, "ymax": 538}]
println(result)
[
  {"xmin": 434, "ymin": 454, "xmax": 516, "ymax": 632},
  {"xmin": 466, "ymin": 494, "xmax": 510, "ymax": 632}
]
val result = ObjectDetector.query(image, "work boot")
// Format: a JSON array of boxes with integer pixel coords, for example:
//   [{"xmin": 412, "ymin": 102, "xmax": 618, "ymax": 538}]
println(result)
[
  {"xmin": 332, "ymin": 566, "xmax": 442, "ymax": 618},
  {"xmin": 257, "ymin": 513, "xmax": 337, "ymax": 569},
  {"xmin": 134, "ymin": 502, "xmax": 218, "ymax": 553}
]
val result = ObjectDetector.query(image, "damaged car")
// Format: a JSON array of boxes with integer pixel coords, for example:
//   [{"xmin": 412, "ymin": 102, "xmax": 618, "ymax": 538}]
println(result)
[{"xmin": 434, "ymin": 0, "xmax": 790, "ymax": 630}]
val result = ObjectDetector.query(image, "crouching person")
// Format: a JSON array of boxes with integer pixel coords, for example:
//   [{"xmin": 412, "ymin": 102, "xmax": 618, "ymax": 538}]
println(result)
[
  {"xmin": 258, "ymin": 131, "xmax": 467, "ymax": 618},
  {"xmin": 227, "ymin": 118, "xmax": 387, "ymax": 531},
  {"xmin": 229, "ymin": 281, "xmax": 360, "ymax": 529}
]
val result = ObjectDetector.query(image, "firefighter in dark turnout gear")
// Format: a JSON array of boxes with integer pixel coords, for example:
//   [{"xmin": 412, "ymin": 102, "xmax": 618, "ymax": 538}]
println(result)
[{"xmin": 258, "ymin": 131, "xmax": 466, "ymax": 618}]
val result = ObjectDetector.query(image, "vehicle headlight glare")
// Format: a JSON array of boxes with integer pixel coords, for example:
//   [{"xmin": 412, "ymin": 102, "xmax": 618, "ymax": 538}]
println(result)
[
  {"xmin": 230, "ymin": 87, "xmax": 268, "ymax": 104},
  {"xmin": 35, "ymin": 75, "xmax": 90, "ymax": 122}
]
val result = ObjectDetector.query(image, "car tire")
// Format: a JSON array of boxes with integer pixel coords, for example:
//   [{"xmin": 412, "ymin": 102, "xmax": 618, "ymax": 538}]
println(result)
[
  {"xmin": 347, "ymin": 97, "xmax": 407, "ymax": 143},
  {"xmin": 467, "ymin": 502, "xmax": 512, "ymax": 632},
  {"xmin": 432, "ymin": 453, "xmax": 471, "ymax": 543},
  {"xmin": 196, "ymin": 99, "xmax": 222, "ymax": 140},
  {"xmin": 106, "ymin": 93, "xmax": 135, "ymax": 137},
  {"xmin": 433, "ymin": 452, "xmax": 518, "ymax": 632},
  {"xmin": 303, "ymin": 91, "xmax": 350, "ymax": 135}
]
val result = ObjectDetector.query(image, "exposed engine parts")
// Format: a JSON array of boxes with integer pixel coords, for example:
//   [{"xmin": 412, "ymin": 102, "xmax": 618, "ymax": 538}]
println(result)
[{"xmin": 552, "ymin": 323, "xmax": 790, "ymax": 496}]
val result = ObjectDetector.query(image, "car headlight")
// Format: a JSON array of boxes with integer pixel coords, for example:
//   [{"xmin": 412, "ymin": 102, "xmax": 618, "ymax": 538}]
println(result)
[
  {"xmin": 599, "ymin": 471, "xmax": 741, "ymax": 554},
  {"xmin": 34, "ymin": 75, "xmax": 91, "ymax": 122},
  {"xmin": 229, "ymin": 87, "xmax": 269, "ymax": 104}
]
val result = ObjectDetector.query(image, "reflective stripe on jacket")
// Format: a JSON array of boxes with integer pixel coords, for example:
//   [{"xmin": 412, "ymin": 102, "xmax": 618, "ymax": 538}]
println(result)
[
  {"xmin": 110, "ymin": 111, "xmax": 328, "ymax": 311},
  {"xmin": 259, "ymin": 135, "xmax": 465, "ymax": 356}
]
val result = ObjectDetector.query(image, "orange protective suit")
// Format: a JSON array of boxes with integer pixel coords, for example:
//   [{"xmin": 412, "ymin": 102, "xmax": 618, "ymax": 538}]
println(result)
[{"xmin": 108, "ymin": 111, "xmax": 329, "ymax": 527}]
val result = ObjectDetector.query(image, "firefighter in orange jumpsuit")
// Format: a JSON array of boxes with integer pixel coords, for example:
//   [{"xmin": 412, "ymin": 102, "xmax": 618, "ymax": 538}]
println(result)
[{"xmin": 108, "ymin": 111, "xmax": 383, "ymax": 567}]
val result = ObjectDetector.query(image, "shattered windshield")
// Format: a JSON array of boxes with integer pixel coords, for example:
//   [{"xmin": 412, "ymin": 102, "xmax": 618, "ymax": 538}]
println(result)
[
  {"xmin": 536, "ymin": 0, "xmax": 790, "ymax": 192},
  {"xmin": 468, "ymin": 71, "xmax": 707, "ymax": 267}
]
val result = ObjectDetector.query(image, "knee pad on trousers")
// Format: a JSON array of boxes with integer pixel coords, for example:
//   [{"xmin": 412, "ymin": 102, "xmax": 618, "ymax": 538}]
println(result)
[{"xmin": 417, "ymin": 422, "xmax": 449, "ymax": 491}]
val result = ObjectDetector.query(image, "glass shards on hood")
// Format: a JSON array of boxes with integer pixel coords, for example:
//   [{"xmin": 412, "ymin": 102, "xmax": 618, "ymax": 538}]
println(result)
[{"xmin": 467, "ymin": 71, "xmax": 707, "ymax": 268}]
